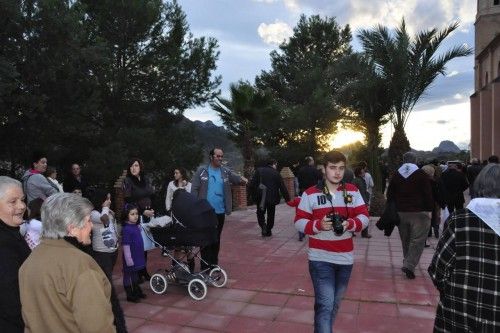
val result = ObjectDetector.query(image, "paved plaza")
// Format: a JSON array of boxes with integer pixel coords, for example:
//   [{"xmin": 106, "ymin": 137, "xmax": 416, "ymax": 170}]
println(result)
[{"xmin": 115, "ymin": 204, "xmax": 440, "ymax": 332}]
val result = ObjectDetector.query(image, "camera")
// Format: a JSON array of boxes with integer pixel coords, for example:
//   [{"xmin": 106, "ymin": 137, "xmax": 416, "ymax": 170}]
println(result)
[{"xmin": 327, "ymin": 213, "xmax": 345, "ymax": 236}]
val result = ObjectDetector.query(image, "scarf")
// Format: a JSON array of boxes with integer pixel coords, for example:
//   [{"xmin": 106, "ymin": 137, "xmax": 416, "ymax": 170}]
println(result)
[{"xmin": 398, "ymin": 163, "xmax": 419, "ymax": 179}]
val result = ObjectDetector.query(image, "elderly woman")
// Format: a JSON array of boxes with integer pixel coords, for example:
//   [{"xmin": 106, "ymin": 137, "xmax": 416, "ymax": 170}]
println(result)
[
  {"xmin": 0, "ymin": 176, "xmax": 30, "ymax": 333},
  {"xmin": 19, "ymin": 193, "xmax": 116, "ymax": 333},
  {"xmin": 428, "ymin": 163, "xmax": 500, "ymax": 332}
]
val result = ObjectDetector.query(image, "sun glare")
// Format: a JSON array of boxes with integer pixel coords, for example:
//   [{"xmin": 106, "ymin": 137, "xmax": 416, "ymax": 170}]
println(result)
[{"xmin": 329, "ymin": 129, "xmax": 365, "ymax": 149}]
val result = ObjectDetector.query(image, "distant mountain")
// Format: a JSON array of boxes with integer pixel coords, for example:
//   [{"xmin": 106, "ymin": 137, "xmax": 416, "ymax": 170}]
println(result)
[
  {"xmin": 181, "ymin": 117, "xmax": 243, "ymax": 171},
  {"xmin": 432, "ymin": 140, "xmax": 461, "ymax": 154}
]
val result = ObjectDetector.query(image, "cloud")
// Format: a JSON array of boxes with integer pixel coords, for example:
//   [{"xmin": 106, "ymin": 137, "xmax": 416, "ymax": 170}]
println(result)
[
  {"xmin": 447, "ymin": 70, "xmax": 459, "ymax": 77},
  {"xmin": 252, "ymin": 0, "xmax": 300, "ymax": 12},
  {"xmin": 283, "ymin": 0, "xmax": 300, "ymax": 12},
  {"xmin": 257, "ymin": 20, "xmax": 294, "ymax": 45},
  {"xmin": 453, "ymin": 93, "xmax": 464, "ymax": 99},
  {"xmin": 285, "ymin": 0, "xmax": 476, "ymax": 34}
]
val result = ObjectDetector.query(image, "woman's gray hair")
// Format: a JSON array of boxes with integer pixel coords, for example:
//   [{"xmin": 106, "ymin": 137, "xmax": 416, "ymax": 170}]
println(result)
[
  {"xmin": 0, "ymin": 176, "xmax": 22, "ymax": 199},
  {"xmin": 41, "ymin": 193, "xmax": 93, "ymax": 239},
  {"xmin": 472, "ymin": 164, "xmax": 500, "ymax": 198},
  {"xmin": 403, "ymin": 152, "xmax": 417, "ymax": 164}
]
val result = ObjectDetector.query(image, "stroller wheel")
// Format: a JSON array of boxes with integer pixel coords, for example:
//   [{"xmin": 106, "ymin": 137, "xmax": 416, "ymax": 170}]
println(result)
[
  {"xmin": 188, "ymin": 278, "xmax": 207, "ymax": 301},
  {"xmin": 150, "ymin": 273, "xmax": 168, "ymax": 294},
  {"xmin": 208, "ymin": 267, "xmax": 228, "ymax": 288}
]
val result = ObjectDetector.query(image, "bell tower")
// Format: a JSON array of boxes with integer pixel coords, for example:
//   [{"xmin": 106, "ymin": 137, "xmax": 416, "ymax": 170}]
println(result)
[{"xmin": 470, "ymin": 0, "xmax": 500, "ymax": 160}]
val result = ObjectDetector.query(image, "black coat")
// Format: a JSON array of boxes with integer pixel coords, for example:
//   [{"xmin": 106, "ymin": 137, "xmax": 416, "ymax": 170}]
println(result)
[
  {"xmin": 250, "ymin": 166, "xmax": 291, "ymax": 205},
  {"xmin": 0, "ymin": 220, "xmax": 31, "ymax": 333},
  {"xmin": 441, "ymin": 169, "xmax": 468, "ymax": 206},
  {"xmin": 297, "ymin": 165, "xmax": 322, "ymax": 193},
  {"xmin": 63, "ymin": 175, "xmax": 89, "ymax": 196}
]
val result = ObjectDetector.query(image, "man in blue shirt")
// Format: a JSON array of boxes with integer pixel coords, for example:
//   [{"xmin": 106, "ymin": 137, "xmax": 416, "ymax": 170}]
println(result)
[{"xmin": 192, "ymin": 148, "xmax": 247, "ymax": 270}]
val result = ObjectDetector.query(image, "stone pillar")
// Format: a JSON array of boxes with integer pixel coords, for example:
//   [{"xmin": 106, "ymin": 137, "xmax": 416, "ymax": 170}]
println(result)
[
  {"xmin": 480, "ymin": 87, "xmax": 493, "ymax": 160},
  {"xmin": 231, "ymin": 184, "xmax": 247, "ymax": 210},
  {"xmin": 492, "ymin": 80, "xmax": 500, "ymax": 156},
  {"xmin": 280, "ymin": 167, "xmax": 295, "ymax": 201},
  {"xmin": 113, "ymin": 170, "xmax": 127, "ymax": 222},
  {"xmin": 470, "ymin": 93, "xmax": 480, "ymax": 159}
]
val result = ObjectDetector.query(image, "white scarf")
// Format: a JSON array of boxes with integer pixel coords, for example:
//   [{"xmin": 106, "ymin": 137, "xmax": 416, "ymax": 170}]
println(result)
[
  {"xmin": 398, "ymin": 163, "xmax": 419, "ymax": 179},
  {"xmin": 467, "ymin": 198, "xmax": 500, "ymax": 236}
]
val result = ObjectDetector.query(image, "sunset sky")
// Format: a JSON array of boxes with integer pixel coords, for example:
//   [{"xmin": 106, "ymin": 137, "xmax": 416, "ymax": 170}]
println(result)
[{"xmin": 179, "ymin": 0, "xmax": 475, "ymax": 151}]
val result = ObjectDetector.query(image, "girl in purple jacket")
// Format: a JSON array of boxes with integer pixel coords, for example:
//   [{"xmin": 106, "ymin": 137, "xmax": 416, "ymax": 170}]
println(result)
[{"xmin": 122, "ymin": 204, "xmax": 147, "ymax": 302}]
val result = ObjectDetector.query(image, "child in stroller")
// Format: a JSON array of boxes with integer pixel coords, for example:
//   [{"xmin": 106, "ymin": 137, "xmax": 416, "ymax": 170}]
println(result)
[{"xmin": 144, "ymin": 189, "xmax": 228, "ymax": 300}]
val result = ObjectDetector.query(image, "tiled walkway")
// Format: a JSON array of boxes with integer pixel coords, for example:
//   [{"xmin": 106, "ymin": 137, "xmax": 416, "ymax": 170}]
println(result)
[{"xmin": 115, "ymin": 204, "xmax": 440, "ymax": 332}]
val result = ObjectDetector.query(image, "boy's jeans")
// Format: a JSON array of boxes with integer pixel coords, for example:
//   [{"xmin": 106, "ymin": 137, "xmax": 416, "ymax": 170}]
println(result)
[{"xmin": 309, "ymin": 260, "xmax": 353, "ymax": 333}]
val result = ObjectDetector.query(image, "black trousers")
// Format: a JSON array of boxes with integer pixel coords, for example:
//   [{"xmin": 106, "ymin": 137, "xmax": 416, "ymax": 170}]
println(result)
[
  {"xmin": 91, "ymin": 251, "xmax": 127, "ymax": 333},
  {"xmin": 257, "ymin": 203, "xmax": 276, "ymax": 231},
  {"xmin": 201, "ymin": 213, "xmax": 225, "ymax": 270}
]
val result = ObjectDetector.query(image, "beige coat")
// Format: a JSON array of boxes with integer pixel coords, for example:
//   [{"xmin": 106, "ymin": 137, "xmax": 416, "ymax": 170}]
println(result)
[{"xmin": 19, "ymin": 239, "xmax": 116, "ymax": 333}]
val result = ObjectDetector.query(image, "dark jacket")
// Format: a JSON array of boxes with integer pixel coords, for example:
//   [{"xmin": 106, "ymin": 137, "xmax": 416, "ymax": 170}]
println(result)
[
  {"xmin": 376, "ymin": 200, "xmax": 399, "ymax": 236},
  {"xmin": 441, "ymin": 169, "xmax": 468, "ymax": 206},
  {"xmin": 122, "ymin": 175, "xmax": 154, "ymax": 213},
  {"xmin": 63, "ymin": 175, "xmax": 89, "ymax": 196},
  {"xmin": 297, "ymin": 165, "xmax": 322, "ymax": 193},
  {"xmin": 250, "ymin": 166, "xmax": 291, "ymax": 205},
  {"xmin": 0, "ymin": 219, "xmax": 31, "ymax": 333},
  {"xmin": 387, "ymin": 169, "xmax": 434, "ymax": 212}
]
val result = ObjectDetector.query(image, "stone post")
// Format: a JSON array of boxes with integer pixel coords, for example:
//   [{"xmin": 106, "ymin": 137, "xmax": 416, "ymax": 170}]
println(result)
[
  {"xmin": 113, "ymin": 170, "xmax": 127, "ymax": 222},
  {"xmin": 231, "ymin": 184, "xmax": 247, "ymax": 210},
  {"xmin": 280, "ymin": 167, "xmax": 295, "ymax": 201}
]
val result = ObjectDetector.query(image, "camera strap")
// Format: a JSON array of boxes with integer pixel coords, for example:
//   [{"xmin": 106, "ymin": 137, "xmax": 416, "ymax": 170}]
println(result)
[{"xmin": 323, "ymin": 181, "xmax": 349, "ymax": 216}]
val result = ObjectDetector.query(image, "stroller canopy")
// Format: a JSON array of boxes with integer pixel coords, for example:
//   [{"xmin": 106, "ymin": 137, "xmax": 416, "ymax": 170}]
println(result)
[{"xmin": 151, "ymin": 189, "xmax": 218, "ymax": 247}]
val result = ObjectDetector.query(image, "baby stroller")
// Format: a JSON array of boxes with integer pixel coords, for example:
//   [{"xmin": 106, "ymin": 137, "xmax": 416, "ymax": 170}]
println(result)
[{"xmin": 145, "ymin": 190, "xmax": 228, "ymax": 300}]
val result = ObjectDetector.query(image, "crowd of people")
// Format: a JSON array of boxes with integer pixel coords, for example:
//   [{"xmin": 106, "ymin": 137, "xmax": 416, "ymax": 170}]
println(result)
[{"xmin": 0, "ymin": 149, "xmax": 498, "ymax": 333}]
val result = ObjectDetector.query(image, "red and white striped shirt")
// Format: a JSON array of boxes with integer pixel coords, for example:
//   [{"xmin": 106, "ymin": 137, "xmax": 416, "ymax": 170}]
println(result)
[{"xmin": 295, "ymin": 183, "xmax": 369, "ymax": 265}]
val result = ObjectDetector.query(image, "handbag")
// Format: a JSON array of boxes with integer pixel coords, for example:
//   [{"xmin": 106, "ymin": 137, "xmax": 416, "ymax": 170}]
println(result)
[
  {"xmin": 257, "ymin": 170, "xmax": 267, "ymax": 210},
  {"xmin": 140, "ymin": 216, "xmax": 156, "ymax": 251}
]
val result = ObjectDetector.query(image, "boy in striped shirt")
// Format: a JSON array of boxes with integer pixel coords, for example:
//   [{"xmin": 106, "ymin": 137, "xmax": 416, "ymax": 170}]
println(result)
[{"xmin": 295, "ymin": 150, "xmax": 369, "ymax": 333}]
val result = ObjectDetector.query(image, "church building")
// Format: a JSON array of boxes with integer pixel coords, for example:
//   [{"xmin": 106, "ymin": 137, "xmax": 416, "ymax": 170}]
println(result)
[{"xmin": 470, "ymin": 0, "xmax": 500, "ymax": 160}]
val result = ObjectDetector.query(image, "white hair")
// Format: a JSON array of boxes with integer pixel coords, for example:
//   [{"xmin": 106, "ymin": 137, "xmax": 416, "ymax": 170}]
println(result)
[
  {"xmin": 0, "ymin": 176, "xmax": 22, "ymax": 199},
  {"xmin": 41, "ymin": 193, "xmax": 93, "ymax": 239}
]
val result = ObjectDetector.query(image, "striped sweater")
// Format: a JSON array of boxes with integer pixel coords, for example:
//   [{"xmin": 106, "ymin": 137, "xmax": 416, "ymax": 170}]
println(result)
[{"xmin": 295, "ymin": 183, "xmax": 369, "ymax": 265}]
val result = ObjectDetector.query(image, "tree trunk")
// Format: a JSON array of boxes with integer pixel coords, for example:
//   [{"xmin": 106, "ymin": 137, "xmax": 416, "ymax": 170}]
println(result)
[
  {"xmin": 365, "ymin": 119, "xmax": 382, "ymax": 190},
  {"xmin": 241, "ymin": 131, "xmax": 254, "ymax": 180}
]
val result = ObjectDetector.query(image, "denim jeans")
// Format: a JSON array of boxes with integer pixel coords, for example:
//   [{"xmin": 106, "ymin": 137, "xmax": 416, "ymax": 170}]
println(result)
[{"xmin": 309, "ymin": 260, "xmax": 353, "ymax": 333}]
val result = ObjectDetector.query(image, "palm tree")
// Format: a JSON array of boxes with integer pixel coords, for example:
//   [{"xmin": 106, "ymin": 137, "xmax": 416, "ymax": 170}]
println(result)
[
  {"xmin": 358, "ymin": 20, "xmax": 472, "ymax": 169},
  {"xmin": 334, "ymin": 53, "xmax": 392, "ymax": 189},
  {"xmin": 210, "ymin": 81, "xmax": 271, "ymax": 178}
]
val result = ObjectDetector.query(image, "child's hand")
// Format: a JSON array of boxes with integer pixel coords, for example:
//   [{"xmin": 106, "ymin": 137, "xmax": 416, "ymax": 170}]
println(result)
[{"xmin": 125, "ymin": 257, "xmax": 134, "ymax": 267}]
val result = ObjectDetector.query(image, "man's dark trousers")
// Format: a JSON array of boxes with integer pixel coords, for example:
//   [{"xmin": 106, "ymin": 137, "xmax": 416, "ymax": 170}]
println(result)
[
  {"xmin": 257, "ymin": 203, "xmax": 276, "ymax": 233},
  {"xmin": 201, "ymin": 213, "xmax": 225, "ymax": 270}
]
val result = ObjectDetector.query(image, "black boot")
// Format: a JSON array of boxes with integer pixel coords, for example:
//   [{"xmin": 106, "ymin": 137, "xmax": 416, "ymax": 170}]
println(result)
[
  {"xmin": 261, "ymin": 225, "xmax": 267, "ymax": 237},
  {"xmin": 124, "ymin": 286, "xmax": 139, "ymax": 303},
  {"xmin": 133, "ymin": 282, "xmax": 147, "ymax": 299},
  {"xmin": 138, "ymin": 268, "xmax": 151, "ymax": 283}
]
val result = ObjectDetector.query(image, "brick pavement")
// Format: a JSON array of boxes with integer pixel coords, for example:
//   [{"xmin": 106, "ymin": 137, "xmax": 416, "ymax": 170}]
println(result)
[{"xmin": 115, "ymin": 204, "xmax": 440, "ymax": 332}]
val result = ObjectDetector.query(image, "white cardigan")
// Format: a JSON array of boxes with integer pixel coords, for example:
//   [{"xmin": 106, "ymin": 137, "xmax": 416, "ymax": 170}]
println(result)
[{"xmin": 165, "ymin": 181, "xmax": 192, "ymax": 211}]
